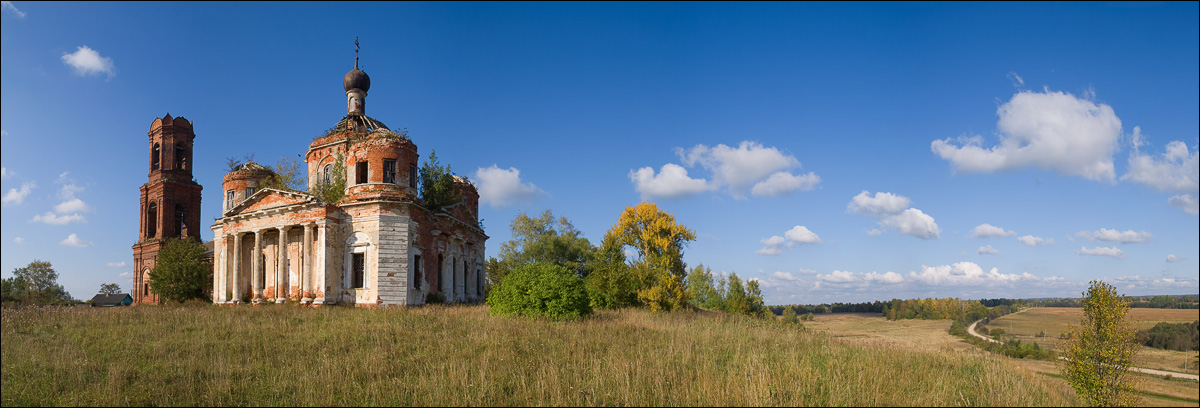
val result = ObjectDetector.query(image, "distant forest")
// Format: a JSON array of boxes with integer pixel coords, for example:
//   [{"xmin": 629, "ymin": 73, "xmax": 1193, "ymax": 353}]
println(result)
[{"xmin": 769, "ymin": 294, "xmax": 1199, "ymax": 317}]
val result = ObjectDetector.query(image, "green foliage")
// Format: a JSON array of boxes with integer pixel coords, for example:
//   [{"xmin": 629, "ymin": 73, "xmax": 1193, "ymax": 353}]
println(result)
[
  {"xmin": 685, "ymin": 264, "xmax": 721, "ymax": 310},
  {"xmin": 493, "ymin": 210, "xmax": 595, "ymax": 286},
  {"xmin": 424, "ymin": 291, "xmax": 446, "ymax": 305},
  {"xmin": 1138, "ymin": 320, "xmax": 1199, "ymax": 351},
  {"xmin": 310, "ymin": 153, "xmax": 347, "ymax": 204},
  {"xmin": 583, "ymin": 236, "xmax": 638, "ymax": 309},
  {"xmin": 261, "ymin": 154, "xmax": 306, "ymax": 192},
  {"xmin": 99, "ymin": 283, "xmax": 122, "ymax": 295},
  {"xmin": 486, "ymin": 262, "xmax": 592, "ymax": 321},
  {"xmin": 781, "ymin": 305, "xmax": 799, "ymax": 324},
  {"xmin": 724, "ymin": 273, "xmax": 749, "ymax": 315},
  {"xmin": 638, "ymin": 269, "xmax": 687, "ymax": 312},
  {"xmin": 419, "ymin": 150, "xmax": 461, "ymax": 211},
  {"xmin": 1060, "ymin": 280, "xmax": 1141, "ymax": 407},
  {"xmin": 2, "ymin": 260, "xmax": 73, "ymax": 305},
  {"xmin": 148, "ymin": 238, "xmax": 212, "ymax": 303}
]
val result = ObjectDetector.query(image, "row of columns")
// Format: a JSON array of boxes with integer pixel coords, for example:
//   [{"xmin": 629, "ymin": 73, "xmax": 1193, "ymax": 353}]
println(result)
[{"xmin": 221, "ymin": 223, "xmax": 319, "ymax": 304}]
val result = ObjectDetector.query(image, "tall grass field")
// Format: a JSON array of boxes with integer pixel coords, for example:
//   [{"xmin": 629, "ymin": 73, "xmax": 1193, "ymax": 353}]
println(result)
[{"xmin": 2, "ymin": 304, "xmax": 1074, "ymax": 406}]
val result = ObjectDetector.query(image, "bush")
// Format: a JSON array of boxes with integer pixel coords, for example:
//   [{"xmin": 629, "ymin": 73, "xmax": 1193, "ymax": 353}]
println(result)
[{"xmin": 486, "ymin": 262, "xmax": 592, "ymax": 321}]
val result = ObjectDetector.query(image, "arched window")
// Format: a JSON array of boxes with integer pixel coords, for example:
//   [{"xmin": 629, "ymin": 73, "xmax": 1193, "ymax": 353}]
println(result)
[
  {"xmin": 175, "ymin": 204, "xmax": 186, "ymax": 238},
  {"xmin": 146, "ymin": 202, "xmax": 158, "ymax": 238},
  {"xmin": 323, "ymin": 164, "xmax": 333, "ymax": 186},
  {"xmin": 151, "ymin": 144, "xmax": 161, "ymax": 171},
  {"xmin": 174, "ymin": 143, "xmax": 187, "ymax": 171}
]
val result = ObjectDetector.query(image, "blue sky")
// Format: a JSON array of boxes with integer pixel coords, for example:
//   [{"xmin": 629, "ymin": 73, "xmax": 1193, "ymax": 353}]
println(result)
[{"xmin": 2, "ymin": 2, "xmax": 1197, "ymax": 304}]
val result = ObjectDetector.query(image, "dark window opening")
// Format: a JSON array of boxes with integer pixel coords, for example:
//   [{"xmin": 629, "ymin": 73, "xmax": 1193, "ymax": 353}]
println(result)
[
  {"xmin": 383, "ymin": 159, "xmax": 397, "ymax": 184},
  {"xmin": 146, "ymin": 202, "xmax": 158, "ymax": 238},
  {"xmin": 175, "ymin": 204, "xmax": 186, "ymax": 238},
  {"xmin": 351, "ymin": 253, "xmax": 365, "ymax": 289},
  {"xmin": 323, "ymin": 164, "xmax": 333, "ymax": 186},
  {"xmin": 174, "ymin": 143, "xmax": 186, "ymax": 170},
  {"xmin": 151, "ymin": 144, "xmax": 160, "ymax": 171},
  {"xmin": 356, "ymin": 161, "xmax": 368, "ymax": 184},
  {"xmin": 437, "ymin": 254, "xmax": 444, "ymax": 294},
  {"xmin": 409, "ymin": 165, "xmax": 418, "ymax": 188},
  {"xmin": 143, "ymin": 282, "xmax": 149, "ymax": 297},
  {"xmin": 413, "ymin": 254, "xmax": 422, "ymax": 290},
  {"xmin": 245, "ymin": 187, "xmax": 255, "ymax": 198}
]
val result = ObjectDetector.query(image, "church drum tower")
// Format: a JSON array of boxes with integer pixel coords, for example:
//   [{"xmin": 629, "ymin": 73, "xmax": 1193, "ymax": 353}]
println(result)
[{"xmin": 132, "ymin": 114, "xmax": 203, "ymax": 305}]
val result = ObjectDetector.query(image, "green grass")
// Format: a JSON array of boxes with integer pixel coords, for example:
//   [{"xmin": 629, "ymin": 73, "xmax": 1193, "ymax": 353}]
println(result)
[
  {"xmin": 2, "ymin": 304, "xmax": 1075, "ymax": 406},
  {"xmin": 1037, "ymin": 372, "xmax": 1200, "ymax": 404}
]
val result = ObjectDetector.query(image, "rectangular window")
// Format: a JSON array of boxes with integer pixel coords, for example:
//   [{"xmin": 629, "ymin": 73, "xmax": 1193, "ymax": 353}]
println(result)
[
  {"xmin": 356, "ymin": 161, "xmax": 368, "ymax": 184},
  {"xmin": 245, "ymin": 187, "xmax": 255, "ymax": 198},
  {"xmin": 383, "ymin": 159, "xmax": 397, "ymax": 184},
  {"xmin": 226, "ymin": 190, "xmax": 235, "ymax": 208},
  {"xmin": 352, "ymin": 253, "xmax": 365, "ymax": 289},
  {"xmin": 413, "ymin": 255, "xmax": 422, "ymax": 290},
  {"xmin": 409, "ymin": 165, "xmax": 418, "ymax": 188}
]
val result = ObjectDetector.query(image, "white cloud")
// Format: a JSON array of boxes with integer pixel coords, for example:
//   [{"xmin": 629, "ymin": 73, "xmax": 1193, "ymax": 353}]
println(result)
[
  {"xmin": 1076, "ymin": 228, "xmax": 1152, "ymax": 243},
  {"xmin": 866, "ymin": 229, "xmax": 883, "ymax": 236},
  {"xmin": 814, "ymin": 270, "xmax": 904, "ymax": 289},
  {"xmin": 629, "ymin": 163, "xmax": 712, "ymax": 200},
  {"xmin": 1017, "ymin": 235, "xmax": 1054, "ymax": 246},
  {"xmin": 756, "ymin": 235, "xmax": 786, "ymax": 255},
  {"xmin": 1, "ymin": 166, "xmax": 7, "ymax": 179},
  {"xmin": 1110, "ymin": 275, "xmax": 1196, "ymax": 290},
  {"xmin": 978, "ymin": 245, "xmax": 999, "ymax": 254},
  {"xmin": 13, "ymin": 237, "xmax": 24, "ymax": 244},
  {"xmin": 2, "ymin": 181, "xmax": 35, "ymax": 206},
  {"xmin": 1168, "ymin": 194, "xmax": 1198, "ymax": 215},
  {"xmin": 972, "ymin": 223, "xmax": 1016, "ymax": 238},
  {"xmin": 1007, "ymin": 71, "xmax": 1024, "ymax": 87},
  {"xmin": 907, "ymin": 262, "xmax": 1040, "ymax": 286},
  {"xmin": 750, "ymin": 171, "xmax": 821, "ymax": 197},
  {"xmin": 757, "ymin": 225, "xmax": 822, "ymax": 255},
  {"xmin": 474, "ymin": 165, "xmax": 545, "ymax": 208},
  {"xmin": 1077, "ymin": 246, "xmax": 1124, "ymax": 259},
  {"xmin": 1, "ymin": 1, "xmax": 25, "ymax": 18},
  {"xmin": 932, "ymin": 89, "xmax": 1122, "ymax": 183},
  {"xmin": 31, "ymin": 212, "xmax": 86, "ymax": 225},
  {"xmin": 772, "ymin": 271, "xmax": 801, "ymax": 281},
  {"xmin": 60, "ymin": 233, "xmax": 93, "ymax": 248},
  {"xmin": 54, "ymin": 198, "xmax": 92, "ymax": 213},
  {"xmin": 1123, "ymin": 140, "xmax": 1198, "ymax": 193},
  {"xmin": 1166, "ymin": 254, "xmax": 1181, "ymax": 263},
  {"xmin": 107, "ymin": 261, "xmax": 127, "ymax": 268},
  {"xmin": 847, "ymin": 191, "xmax": 911, "ymax": 217},
  {"xmin": 61, "ymin": 46, "xmax": 115, "ymax": 79},
  {"xmin": 878, "ymin": 208, "xmax": 941, "ymax": 239},
  {"xmin": 784, "ymin": 225, "xmax": 822, "ymax": 244}
]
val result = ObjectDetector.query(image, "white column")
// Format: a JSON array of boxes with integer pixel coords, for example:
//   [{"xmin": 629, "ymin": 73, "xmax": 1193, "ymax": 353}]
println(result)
[
  {"xmin": 215, "ymin": 235, "xmax": 226, "ymax": 303},
  {"xmin": 276, "ymin": 226, "xmax": 289, "ymax": 303},
  {"xmin": 302, "ymin": 224, "xmax": 313, "ymax": 303},
  {"xmin": 252, "ymin": 229, "xmax": 264, "ymax": 303},
  {"xmin": 231, "ymin": 233, "xmax": 242, "ymax": 303},
  {"xmin": 314, "ymin": 223, "xmax": 328, "ymax": 305}
]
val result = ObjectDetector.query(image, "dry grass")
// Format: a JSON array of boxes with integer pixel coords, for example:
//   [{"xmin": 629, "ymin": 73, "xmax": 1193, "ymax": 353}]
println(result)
[
  {"xmin": 986, "ymin": 307, "xmax": 1199, "ymax": 374},
  {"xmin": 2, "ymin": 305, "xmax": 1074, "ymax": 406}
]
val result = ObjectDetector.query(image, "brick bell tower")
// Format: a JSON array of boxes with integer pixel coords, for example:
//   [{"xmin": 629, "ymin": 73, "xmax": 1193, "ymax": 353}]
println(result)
[{"xmin": 132, "ymin": 114, "xmax": 203, "ymax": 305}]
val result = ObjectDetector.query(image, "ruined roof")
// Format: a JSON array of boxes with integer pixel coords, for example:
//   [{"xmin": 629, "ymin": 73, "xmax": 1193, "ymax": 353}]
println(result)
[{"xmin": 333, "ymin": 114, "xmax": 391, "ymax": 134}]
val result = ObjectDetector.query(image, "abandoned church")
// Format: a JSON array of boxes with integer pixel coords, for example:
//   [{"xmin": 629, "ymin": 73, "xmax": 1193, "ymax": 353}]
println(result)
[{"xmin": 133, "ymin": 46, "xmax": 488, "ymax": 307}]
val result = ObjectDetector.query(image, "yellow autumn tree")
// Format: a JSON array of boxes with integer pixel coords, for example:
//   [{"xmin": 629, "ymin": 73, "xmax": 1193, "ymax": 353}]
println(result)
[
  {"xmin": 1060, "ymin": 280, "xmax": 1141, "ymax": 407},
  {"xmin": 602, "ymin": 202, "xmax": 696, "ymax": 312}
]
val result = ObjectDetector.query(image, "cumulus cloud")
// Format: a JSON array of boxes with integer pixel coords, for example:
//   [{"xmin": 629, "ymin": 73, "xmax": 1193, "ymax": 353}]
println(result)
[
  {"xmin": 972, "ymin": 223, "xmax": 1016, "ymax": 238},
  {"xmin": 866, "ymin": 229, "xmax": 883, "ymax": 236},
  {"xmin": 1077, "ymin": 246, "xmax": 1124, "ymax": 259},
  {"xmin": 1110, "ymin": 275, "xmax": 1196, "ymax": 290},
  {"xmin": 813, "ymin": 270, "xmax": 904, "ymax": 289},
  {"xmin": 54, "ymin": 198, "xmax": 91, "ymax": 213},
  {"xmin": 629, "ymin": 163, "xmax": 712, "ymax": 200},
  {"xmin": 474, "ymin": 165, "xmax": 545, "ymax": 208},
  {"xmin": 1169, "ymin": 194, "xmax": 1199, "ymax": 215},
  {"xmin": 907, "ymin": 262, "xmax": 1040, "ymax": 286},
  {"xmin": 1076, "ymin": 228, "xmax": 1152, "ymax": 243},
  {"xmin": 1123, "ymin": 139, "xmax": 1198, "ymax": 193},
  {"xmin": 1, "ymin": 1, "xmax": 25, "ymax": 18},
  {"xmin": 2, "ymin": 181, "xmax": 35, "ymax": 206},
  {"xmin": 750, "ymin": 171, "xmax": 821, "ymax": 196},
  {"xmin": 13, "ymin": 237, "xmax": 24, "ymax": 244},
  {"xmin": 847, "ymin": 191, "xmax": 911, "ymax": 217},
  {"xmin": 107, "ymin": 261, "xmax": 128, "ymax": 268},
  {"xmin": 847, "ymin": 191, "xmax": 939, "ymax": 239},
  {"xmin": 1166, "ymin": 254, "xmax": 1181, "ymax": 263},
  {"xmin": 757, "ymin": 225, "xmax": 822, "ymax": 255},
  {"xmin": 978, "ymin": 245, "xmax": 999, "ymax": 254},
  {"xmin": 1017, "ymin": 235, "xmax": 1054, "ymax": 246},
  {"xmin": 60, "ymin": 233, "xmax": 93, "ymax": 248},
  {"xmin": 632, "ymin": 141, "xmax": 820, "ymax": 200},
  {"xmin": 31, "ymin": 212, "xmax": 86, "ymax": 225},
  {"xmin": 62, "ymin": 46, "xmax": 116, "ymax": 78},
  {"xmin": 932, "ymin": 89, "xmax": 1122, "ymax": 182}
]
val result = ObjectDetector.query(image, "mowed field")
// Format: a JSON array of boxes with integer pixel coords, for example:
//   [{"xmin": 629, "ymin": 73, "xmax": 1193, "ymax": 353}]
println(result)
[
  {"xmin": 2, "ymin": 305, "xmax": 1075, "ymax": 407},
  {"xmin": 986, "ymin": 307, "xmax": 1199, "ymax": 374},
  {"xmin": 804, "ymin": 312, "xmax": 1200, "ymax": 407}
]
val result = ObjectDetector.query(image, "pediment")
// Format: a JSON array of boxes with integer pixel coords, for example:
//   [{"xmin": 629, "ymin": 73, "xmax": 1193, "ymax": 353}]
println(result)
[{"xmin": 224, "ymin": 188, "xmax": 317, "ymax": 217}]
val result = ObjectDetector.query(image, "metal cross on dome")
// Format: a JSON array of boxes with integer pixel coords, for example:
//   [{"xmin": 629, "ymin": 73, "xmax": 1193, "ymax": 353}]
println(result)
[{"xmin": 354, "ymin": 37, "xmax": 360, "ymax": 69}]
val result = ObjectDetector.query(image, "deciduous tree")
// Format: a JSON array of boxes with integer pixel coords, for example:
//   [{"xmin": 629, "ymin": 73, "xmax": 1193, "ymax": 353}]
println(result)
[
  {"xmin": 99, "ymin": 283, "xmax": 122, "ymax": 295},
  {"xmin": 149, "ymin": 238, "xmax": 212, "ymax": 303},
  {"xmin": 4, "ymin": 260, "xmax": 73, "ymax": 305},
  {"xmin": 603, "ymin": 202, "xmax": 695, "ymax": 311},
  {"xmin": 1061, "ymin": 280, "xmax": 1141, "ymax": 407}
]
